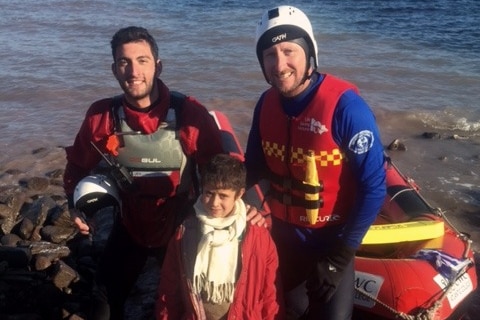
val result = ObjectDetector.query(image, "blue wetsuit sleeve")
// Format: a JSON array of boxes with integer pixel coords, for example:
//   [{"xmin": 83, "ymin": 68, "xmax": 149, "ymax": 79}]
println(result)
[
  {"xmin": 245, "ymin": 93, "xmax": 268, "ymax": 188},
  {"xmin": 332, "ymin": 90, "xmax": 386, "ymax": 249}
]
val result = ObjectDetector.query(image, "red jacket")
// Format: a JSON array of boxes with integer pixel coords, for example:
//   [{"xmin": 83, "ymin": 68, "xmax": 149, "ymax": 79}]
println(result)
[
  {"xmin": 156, "ymin": 214, "xmax": 284, "ymax": 320},
  {"xmin": 63, "ymin": 79, "xmax": 223, "ymax": 247}
]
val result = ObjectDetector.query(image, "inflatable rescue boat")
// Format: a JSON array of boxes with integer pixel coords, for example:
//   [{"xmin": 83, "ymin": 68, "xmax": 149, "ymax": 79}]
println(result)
[
  {"xmin": 353, "ymin": 159, "xmax": 477, "ymax": 320},
  {"xmin": 210, "ymin": 110, "xmax": 478, "ymax": 320}
]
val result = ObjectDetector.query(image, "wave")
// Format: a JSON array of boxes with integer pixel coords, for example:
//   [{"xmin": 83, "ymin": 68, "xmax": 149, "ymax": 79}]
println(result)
[{"xmin": 418, "ymin": 109, "xmax": 480, "ymax": 133}]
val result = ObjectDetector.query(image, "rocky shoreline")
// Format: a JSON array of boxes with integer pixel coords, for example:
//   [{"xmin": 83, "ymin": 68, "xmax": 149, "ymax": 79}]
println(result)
[
  {"xmin": 0, "ymin": 146, "xmax": 479, "ymax": 319},
  {"xmin": 0, "ymin": 147, "xmax": 157, "ymax": 320}
]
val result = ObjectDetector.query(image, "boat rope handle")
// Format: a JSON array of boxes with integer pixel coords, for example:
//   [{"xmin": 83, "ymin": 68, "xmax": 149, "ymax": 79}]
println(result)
[
  {"xmin": 386, "ymin": 156, "xmax": 471, "ymax": 249},
  {"xmin": 389, "ymin": 188, "xmax": 415, "ymax": 202},
  {"xmin": 355, "ymin": 285, "xmax": 440, "ymax": 320},
  {"xmin": 463, "ymin": 238, "xmax": 472, "ymax": 259},
  {"xmin": 355, "ymin": 262, "xmax": 473, "ymax": 320},
  {"xmin": 354, "ymin": 286, "xmax": 416, "ymax": 320}
]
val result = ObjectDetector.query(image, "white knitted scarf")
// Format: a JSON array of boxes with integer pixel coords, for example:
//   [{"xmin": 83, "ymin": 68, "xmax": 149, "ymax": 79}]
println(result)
[{"xmin": 193, "ymin": 197, "xmax": 246, "ymax": 303}]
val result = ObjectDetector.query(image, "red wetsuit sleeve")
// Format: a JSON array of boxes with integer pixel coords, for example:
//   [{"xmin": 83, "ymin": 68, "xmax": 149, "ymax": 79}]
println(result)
[{"xmin": 63, "ymin": 99, "xmax": 113, "ymax": 196}]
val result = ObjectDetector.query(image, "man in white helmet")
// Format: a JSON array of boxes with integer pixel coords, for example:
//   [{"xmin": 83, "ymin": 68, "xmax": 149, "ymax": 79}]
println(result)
[{"xmin": 245, "ymin": 5, "xmax": 387, "ymax": 319}]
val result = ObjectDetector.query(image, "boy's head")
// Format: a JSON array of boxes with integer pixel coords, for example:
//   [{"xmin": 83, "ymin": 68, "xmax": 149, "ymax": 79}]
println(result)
[{"xmin": 200, "ymin": 154, "xmax": 246, "ymax": 218}]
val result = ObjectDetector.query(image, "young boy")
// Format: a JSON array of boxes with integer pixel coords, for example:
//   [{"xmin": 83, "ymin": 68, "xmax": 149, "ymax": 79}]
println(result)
[{"xmin": 156, "ymin": 154, "xmax": 283, "ymax": 319}]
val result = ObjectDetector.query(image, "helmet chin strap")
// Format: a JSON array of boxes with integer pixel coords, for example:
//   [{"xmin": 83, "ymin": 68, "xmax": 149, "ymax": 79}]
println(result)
[
  {"xmin": 302, "ymin": 67, "xmax": 314, "ymax": 84},
  {"xmin": 297, "ymin": 58, "xmax": 315, "ymax": 90}
]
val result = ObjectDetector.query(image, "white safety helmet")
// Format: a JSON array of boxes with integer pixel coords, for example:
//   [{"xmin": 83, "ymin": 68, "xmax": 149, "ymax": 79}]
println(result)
[
  {"xmin": 255, "ymin": 5, "xmax": 319, "ymax": 81},
  {"xmin": 73, "ymin": 174, "xmax": 121, "ymax": 216}
]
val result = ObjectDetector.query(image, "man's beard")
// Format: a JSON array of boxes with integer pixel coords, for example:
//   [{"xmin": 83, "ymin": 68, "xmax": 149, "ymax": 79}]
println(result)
[
  {"xmin": 120, "ymin": 80, "xmax": 154, "ymax": 102},
  {"xmin": 276, "ymin": 72, "xmax": 309, "ymax": 97}
]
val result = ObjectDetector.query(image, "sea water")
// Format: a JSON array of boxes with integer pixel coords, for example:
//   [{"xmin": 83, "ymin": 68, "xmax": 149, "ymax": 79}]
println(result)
[{"xmin": 0, "ymin": 0, "xmax": 479, "ymax": 243}]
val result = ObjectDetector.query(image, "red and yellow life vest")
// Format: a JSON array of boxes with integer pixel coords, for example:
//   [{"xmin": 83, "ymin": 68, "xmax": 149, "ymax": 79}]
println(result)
[{"xmin": 260, "ymin": 74, "xmax": 359, "ymax": 228}]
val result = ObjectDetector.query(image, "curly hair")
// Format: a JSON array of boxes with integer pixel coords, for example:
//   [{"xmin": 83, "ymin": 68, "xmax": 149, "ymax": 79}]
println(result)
[{"xmin": 201, "ymin": 154, "xmax": 246, "ymax": 192}]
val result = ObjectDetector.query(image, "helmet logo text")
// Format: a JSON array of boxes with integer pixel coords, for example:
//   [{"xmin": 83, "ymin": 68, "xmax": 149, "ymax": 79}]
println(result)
[{"xmin": 272, "ymin": 33, "xmax": 287, "ymax": 43}]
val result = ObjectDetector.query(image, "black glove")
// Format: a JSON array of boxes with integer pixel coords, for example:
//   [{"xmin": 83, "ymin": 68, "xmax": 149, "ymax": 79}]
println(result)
[{"xmin": 307, "ymin": 242, "xmax": 356, "ymax": 304}]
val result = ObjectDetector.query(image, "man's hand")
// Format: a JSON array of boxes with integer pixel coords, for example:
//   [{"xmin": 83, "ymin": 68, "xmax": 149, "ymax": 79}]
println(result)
[
  {"xmin": 69, "ymin": 208, "xmax": 91, "ymax": 235},
  {"xmin": 245, "ymin": 204, "xmax": 268, "ymax": 228},
  {"xmin": 307, "ymin": 243, "xmax": 356, "ymax": 303}
]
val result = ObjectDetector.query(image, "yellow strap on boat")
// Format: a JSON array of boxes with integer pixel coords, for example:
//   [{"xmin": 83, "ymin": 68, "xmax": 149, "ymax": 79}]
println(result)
[{"xmin": 361, "ymin": 220, "xmax": 445, "ymax": 245}]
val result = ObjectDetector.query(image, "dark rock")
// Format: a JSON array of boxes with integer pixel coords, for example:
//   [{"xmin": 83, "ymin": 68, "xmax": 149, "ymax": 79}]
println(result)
[
  {"xmin": 26, "ymin": 241, "xmax": 71, "ymax": 257},
  {"xmin": 0, "ymin": 205, "xmax": 18, "ymax": 236},
  {"xmin": 4, "ymin": 192, "xmax": 26, "ymax": 210},
  {"xmin": 0, "ymin": 153, "xmax": 110, "ymax": 318},
  {"xmin": 46, "ymin": 169, "xmax": 64, "ymax": 179},
  {"xmin": 18, "ymin": 217, "xmax": 35, "ymax": 240},
  {"xmin": 0, "ymin": 153, "xmax": 155, "ymax": 319},
  {"xmin": 422, "ymin": 132, "xmax": 442, "ymax": 139},
  {"xmin": 49, "ymin": 179, "xmax": 64, "ymax": 187},
  {"xmin": 1, "ymin": 233, "xmax": 22, "ymax": 246},
  {"xmin": 25, "ymin": 177, "xmax": 50, "ymax": 192},
  {"xmin": 51, "ymin": 260, "xmax": 79, "ymax": 290},
  {"xmin": 0, "ymin": 192, "xmax": 26, "ymax": 235},
  {"xmin": 34, "ymin": 254, "xmax": 53, "ymax": 271},
  {"xmin": 387, "ymin": 139, "xmax": 407, "ymax": 151},
  {"xmin": 0, "ymin": 186, "xmax": 21, "ymax": 201},
  {"xmin": 32, "ymin": 147, "xmax": 48, "ymax": 155},
  {"xmin": 49, "ymin": 205, "xmax": 75, "ymax": 228},
  {"xmin": 0, "ymin": 203, "xmax": 13, "ymax": 219},
  {"xmin": 0, "ymin": 246, "xmax": 32, "ymax": 268},
  {"xmin": 30, "ymin": 226, "xmax": 43, "ymax": 242},
  {"xmin": 40, "ymin": 225, "xmax": 77, "ymax": 244},
  {"xmin": 22, "ymin": 196, "xmax": 57, "ymax": 229},
  {"xmin": 4, "ymin": 168, "xmax": 23, "ymax": 175},
  {"xmin": 51, "ymin": 194, "xmax": 67, "ymax": 203},
  {"xmin": 27, "ymin": 242, "xmax": 71, "ymax": 272}
]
